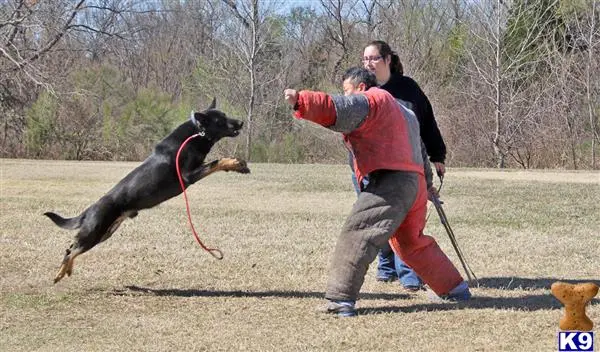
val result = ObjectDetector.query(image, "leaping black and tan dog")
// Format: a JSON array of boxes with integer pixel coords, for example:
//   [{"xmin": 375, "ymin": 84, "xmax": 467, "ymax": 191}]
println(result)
[{"xmin": 45, "ymin": 99, "xmax": 250, "ymax": 283}]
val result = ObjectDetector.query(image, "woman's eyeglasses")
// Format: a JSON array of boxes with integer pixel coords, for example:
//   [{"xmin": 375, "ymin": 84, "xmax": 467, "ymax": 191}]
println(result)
[{"xmin": 362, "ymin": 55, "xmax": 383, "ymax": 63}]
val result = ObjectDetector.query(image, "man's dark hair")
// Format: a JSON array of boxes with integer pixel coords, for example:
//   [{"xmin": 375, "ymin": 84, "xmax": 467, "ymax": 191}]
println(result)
[{"xmin": 342, "ymin": 67, "xmax": 377, "ymax": 89}]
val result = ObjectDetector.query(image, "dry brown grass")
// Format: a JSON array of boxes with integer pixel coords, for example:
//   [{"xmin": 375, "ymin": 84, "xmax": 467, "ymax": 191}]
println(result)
[{"xmin": 1, "ymin": 159, "xmax": 599, "ymax": 351}]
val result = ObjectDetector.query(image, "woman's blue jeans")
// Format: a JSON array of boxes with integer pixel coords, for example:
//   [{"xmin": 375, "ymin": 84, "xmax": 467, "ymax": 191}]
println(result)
[{"xmin": 377, "ymin": 242, "xmax": 422, "ymax": 287}]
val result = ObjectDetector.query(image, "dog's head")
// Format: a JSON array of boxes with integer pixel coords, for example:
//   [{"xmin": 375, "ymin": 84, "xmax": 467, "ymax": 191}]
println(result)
[{"xmin": 191, "ymin": 98, "xmax": 244, "ymax": 139}]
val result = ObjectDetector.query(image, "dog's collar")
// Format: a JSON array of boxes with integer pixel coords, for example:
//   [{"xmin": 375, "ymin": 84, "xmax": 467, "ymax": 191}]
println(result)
[{"xmin": 190, "ymin": 110, "xmax": 206, "ymax": 137}]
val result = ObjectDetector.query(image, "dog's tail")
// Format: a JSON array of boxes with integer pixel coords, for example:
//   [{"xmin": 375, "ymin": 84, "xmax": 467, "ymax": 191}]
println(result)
[{"xmin": 44, "ymin": 212, "xmax": 84, "ymax": 230}]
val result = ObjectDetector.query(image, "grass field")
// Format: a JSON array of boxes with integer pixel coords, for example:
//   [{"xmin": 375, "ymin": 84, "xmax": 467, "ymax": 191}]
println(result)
[{"xmin": 1, "ymin": 159, "xmax": 599, "ymax": 351}]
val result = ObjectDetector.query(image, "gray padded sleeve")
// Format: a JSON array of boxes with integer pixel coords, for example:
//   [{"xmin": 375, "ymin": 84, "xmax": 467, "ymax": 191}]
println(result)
[{"xmin": 329, "ymin": 94, "xmax": 370, "ymax": 133}]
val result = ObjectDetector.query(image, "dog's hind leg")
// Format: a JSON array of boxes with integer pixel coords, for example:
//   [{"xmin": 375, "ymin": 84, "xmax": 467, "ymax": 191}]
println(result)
[
  {"xmin": 186, "ymin": 158, "xmax": 250, "ymax": 184},
  {"xmin": 54, "ymin": 245, "xmax": 84, "ymax": 283},
  {"xmin": 54, "ymin": 212, "xmax": 131, "ymax": 284}
]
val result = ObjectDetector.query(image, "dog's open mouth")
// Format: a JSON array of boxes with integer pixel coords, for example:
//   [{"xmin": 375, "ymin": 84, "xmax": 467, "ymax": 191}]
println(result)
[{"xmin": 228, "ymin": 120, "xmax": 243, "ymax": 137}]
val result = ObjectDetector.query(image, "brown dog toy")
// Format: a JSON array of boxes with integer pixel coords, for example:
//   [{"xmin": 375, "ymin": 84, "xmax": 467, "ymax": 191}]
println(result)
[{"xmin": 551, "ymin": 281, "xmax": 599, "ymax": 331}]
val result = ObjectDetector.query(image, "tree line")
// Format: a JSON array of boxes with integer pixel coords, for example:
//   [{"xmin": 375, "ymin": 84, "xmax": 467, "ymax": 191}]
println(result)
[{"xmin": 1, "ymin": 0, "xmax": 598, "ymax": 169}]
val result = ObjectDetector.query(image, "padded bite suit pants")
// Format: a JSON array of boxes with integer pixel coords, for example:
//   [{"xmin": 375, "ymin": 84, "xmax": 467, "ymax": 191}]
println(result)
[{"xmin": 325, "ymin": 170, "xmax": 464, "ymax": 301}]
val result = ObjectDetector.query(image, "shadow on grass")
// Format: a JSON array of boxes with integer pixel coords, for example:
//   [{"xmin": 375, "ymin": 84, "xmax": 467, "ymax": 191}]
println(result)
[
  {"xmin": 117, "ymin": 285, "xmax": 411, "ymax": 301},
  {"xmin": 361, "ymin": 276, "xmax": 600, "ymax": 315},
  {"xmin": 359, "ymin": 295, "xmax": 597, "ymax": 315},
  {"xmin": 475, "ymin": 277, "xmax": 600, "ymax": 290},
  {"xmin": 117, "ymin": 276, "xmax": 600, "ymax": 316}
]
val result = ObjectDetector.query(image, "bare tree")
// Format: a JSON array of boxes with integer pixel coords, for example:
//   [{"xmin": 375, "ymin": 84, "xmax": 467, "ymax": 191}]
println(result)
[
  {"xmin": 318, "ymin": 0, "xmax": 364, "ymax": 82},
  {"xmin": 373, "ymin": 0, "xmax": 455, "ymax": 82},
  {"xmin": 563, "ymin": 0, "xmax": 600, "ymax": 169},
  {"xmin": 454, "ymin": 0, "xmax": 562, "ymax": 168},
  {"xmin": 1, "ymin": 0, "xmax": 85, "ymax": 88},
  {"xmin": 584, "ymin": 1, "xmax": 600, "ymax": 168},
  {"xmin": 221, "ymin": 0, "xmax": 285, "ymax": 160},
  {"xmin": 359, "ymin": 0, "xmax": 380, "ymax": 37}
]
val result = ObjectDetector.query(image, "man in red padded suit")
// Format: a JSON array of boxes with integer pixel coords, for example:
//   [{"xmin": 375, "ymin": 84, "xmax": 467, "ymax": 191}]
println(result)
[{"xmin": 283, "ymin": 67, "xmax": 471, "ymax": 317}]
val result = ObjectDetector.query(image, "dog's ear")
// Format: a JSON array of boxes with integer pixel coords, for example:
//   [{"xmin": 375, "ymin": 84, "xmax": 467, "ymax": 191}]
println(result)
[
  {"xmin": 192, "ymin": 112, "xmax": 207, "ymax": 124},
  {"xmin": 207, "ymin": 97, "xmax": 216, "ymax": 110}
]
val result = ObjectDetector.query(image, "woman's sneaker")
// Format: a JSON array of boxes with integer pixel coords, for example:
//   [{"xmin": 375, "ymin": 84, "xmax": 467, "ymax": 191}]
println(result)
[
  {"xmin": 402, "ymin": 284, "xmax": 425, "ymax": 292},
  {"xmin": 428, "ymin": 281, "xmax": 472, "ymax": 302},
  {"xmin": 376, "ymin": 275, "xmax": 398, "ymax": 282},
  {"xmin": 318, "ymin": 300, "xmax": 357, "ymax": 317}
]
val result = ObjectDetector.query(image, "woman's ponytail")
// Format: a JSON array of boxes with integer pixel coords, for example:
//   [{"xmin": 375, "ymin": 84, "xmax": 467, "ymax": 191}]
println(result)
[{"xmin": 389, "ymin": 53, "xmax": 404, "ymax": 75}]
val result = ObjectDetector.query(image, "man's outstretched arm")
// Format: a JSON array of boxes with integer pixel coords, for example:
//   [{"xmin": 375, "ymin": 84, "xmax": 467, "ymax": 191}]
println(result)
[{"xmin": 284, "ymin": 89, "xmax": 369, "ymax": 133}]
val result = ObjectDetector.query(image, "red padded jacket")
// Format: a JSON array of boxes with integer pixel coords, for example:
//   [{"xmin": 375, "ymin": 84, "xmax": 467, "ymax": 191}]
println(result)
[{"xmin": 294, "ymin": 87, "xmax": 424, "ymax": 184}]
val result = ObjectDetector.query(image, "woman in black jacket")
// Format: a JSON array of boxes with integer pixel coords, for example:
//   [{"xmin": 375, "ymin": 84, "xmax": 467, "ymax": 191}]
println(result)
[
  {"xmin": 361, "ymin": 40, "xmax": 447, "ymax": 289},
  {"xmin": 363, "ymin": 40, "xmax": 447, "ymax": 175}
]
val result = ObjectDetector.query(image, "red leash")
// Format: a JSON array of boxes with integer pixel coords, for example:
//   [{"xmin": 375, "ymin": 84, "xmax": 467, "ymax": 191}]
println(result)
[{"xmin": 175, "ymin": 134, "xmax": 223, "ymax": 260}]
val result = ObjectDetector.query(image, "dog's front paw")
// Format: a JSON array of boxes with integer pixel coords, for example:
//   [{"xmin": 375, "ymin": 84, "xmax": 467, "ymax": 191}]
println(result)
[
  {"xmin": 233, "ymin": 159, "xmax": 250, "ymax": 174},
  {"xmin": 219, "ymin": 158, "xmax": 250, "ymax": 174}
]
